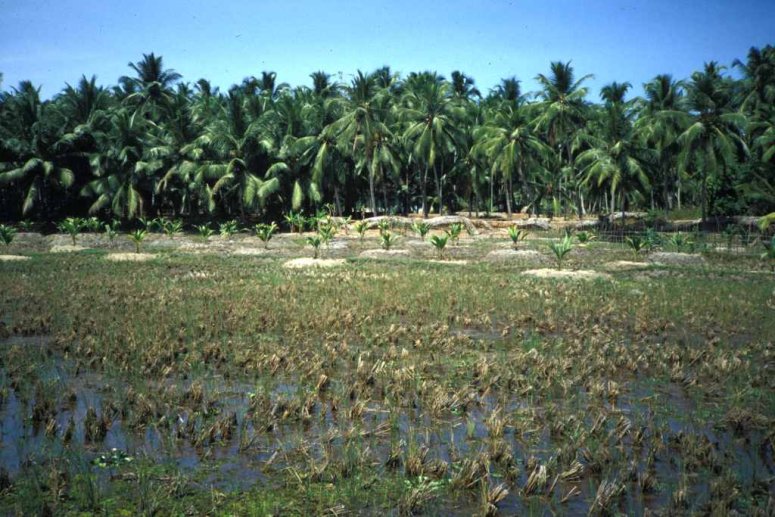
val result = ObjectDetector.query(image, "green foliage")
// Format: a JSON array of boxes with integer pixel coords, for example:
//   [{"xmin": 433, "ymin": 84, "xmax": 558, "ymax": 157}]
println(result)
[
  {"xmin": 306, "ymin": 235, "xmax": 322, "ymax": 258},
  {"xmin": 163, "ymin": 219, "xmax": 183, "ymax": 238},
  {"xmin": 411, "ymin": 221, "xmax": 431, "ymax": 240},
  {"xmin": 0, "ymin": 224, "xmax": 16, "ymax": 245},
  {"xmin": 761, "ymin": 236, "xmax": 775, "ymax": 270},
  {"xmin": 430, "ymin": 234, "xmax": 448, "ymax": 259},
  {"xmin": 284, "ymin": 212, "xmax": 305, "ymax": 234},
  {"xmin": 103, "ymin": 221, "xmax": 119, "ymax": 241},
  {"xmin": 195, "ymin": 224, "xmax": 214, "ymax": 240},
  {"xmin": 128, "ymin": 229, "xmax": 147, "ymax": 253},
  {"xmin": 644, "ymin": 228, "xmax": 663, "ymax": 251},
  {"xmin": 625, "ymin": 235, "xmax": 647, "ymax": 258},
  {"xmin": 668, "ymin": 232, "xmax": 692, "ymax": 252},
  {"xmin": 219, "ymin": 220, "xmax": 240, "ymax": 239},
  {"xmin": 318, "ymin": 223, "xmax": 336, "ymax": 246},
  {"xmin": 255, "ymin": 222, "xmax": 278, "ymax": 248},
  {"xmin": 380, "ymin": 230, "xmax": 398, "ymax": 250},
  {"xmin": 353, "ymin": 220, "xmax": 368, "ymax": 241},
  {"xmin": 58, "ymin": 217, "xmax": 84, "ymax": 245},
  {"xmin": 575, "ymin": 230, "xmax": 595, "ymax": 244},
  {"xmin": 84, "ymin": 217, "xmax": 102, "ymax": 232},
  {"xmin": 377, "ymin": 220, "xmax": 391, "ymax": 236},
  {"xmin": 445, "ymin": 223, "xmax": 463, "ymax": 245},
  {"xmin": 507, "ymin": 226, "xmax": 528, "ymax": 248},
  {"xmin": 548, "ymin": 235, "xmax": 573, "ymax": 270}
]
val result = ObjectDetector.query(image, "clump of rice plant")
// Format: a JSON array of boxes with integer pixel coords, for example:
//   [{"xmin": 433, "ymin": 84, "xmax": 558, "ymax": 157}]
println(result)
[
  {"xmin": 507, "ymin": 226, "xmax": 528, "ymax": 249},
  {"xmin": 255, "ymin": 222, "xmax": 278, "ymax": 249},
  {"xmin": 548, "ymin": 235, "xmax": 573, "ymax": 270}
]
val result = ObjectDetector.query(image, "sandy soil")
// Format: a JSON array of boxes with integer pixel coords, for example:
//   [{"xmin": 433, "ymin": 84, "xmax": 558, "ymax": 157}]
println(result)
[
  {"xmin": 426, "ymin": 259, "xmax": 469, "ymax": 265},
  {"xmin": 0, "ymin": 255, "xmax": 31, "ymax": 262},
  {"xmin": 283, "ymin": 258, "xmax": 346, "ymax": 269},
  {"xmin": 648, "ymin": 252, "xmax": 705, "ymax": 265},
  {"xmin": 359, "ymin": 249, "xmax": 411, "ymax": 259},
  {"xmin": 522, "ymin": 268, "xmax": 612, "ymax": 280},
  {"xmin": 105, "ymin": 253, "xmax": 156, "ymax": 262},
  {"xmin": 603, "ymin": 260, "xmax": 651, "ymax": 271},
  {"xmin": 486, "ymin": 249, "xmax": 545, "ymax": 261},
  {"xmin": 49, "ymin": 245, "xmax": 87, "ymax": 253}
]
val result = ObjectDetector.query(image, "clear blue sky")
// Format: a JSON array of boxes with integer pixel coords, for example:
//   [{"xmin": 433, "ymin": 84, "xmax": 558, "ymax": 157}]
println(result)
[{"xmin": 1, "ymin": 0, "xmax": 773, "ymax": 100}]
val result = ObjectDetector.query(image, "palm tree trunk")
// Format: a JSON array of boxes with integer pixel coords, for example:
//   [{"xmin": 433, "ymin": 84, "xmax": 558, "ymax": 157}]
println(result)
[
  {"xmin": 369, "ymin": 165, "xmax": 377, "ymax": 216},
  {"xmin": 421, "ymin": 166, "xmax": 428, "ymax": 218},
  {"xmin": 435, "ymin": 164, "xmax": 443, "ymax": 215},
  {"xmin": 505, "ymin": 171, "xmax": 512, "ymax": 219}
]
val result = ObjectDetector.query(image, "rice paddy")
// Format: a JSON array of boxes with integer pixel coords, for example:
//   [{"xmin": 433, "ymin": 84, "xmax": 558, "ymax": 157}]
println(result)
[{"xmin": 0, "ymin": 225, "xmax": 773, "ymax": 515}]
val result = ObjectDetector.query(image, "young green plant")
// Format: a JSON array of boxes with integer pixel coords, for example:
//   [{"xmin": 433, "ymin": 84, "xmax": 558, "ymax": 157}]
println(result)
[
  {"xmin": 128, "ymin": 229, "xmax": 147, "ymax": 254},
  {"xmin": 255, "ymin": 222, "xmax": 278, "ymax": 249},
  {"xmin": 548, "ymin": 235, "xmax": 573, "ymax": 270},
  {"xmin": 507, "ymin": 226, "xmax": 528, "ymax": 249}
]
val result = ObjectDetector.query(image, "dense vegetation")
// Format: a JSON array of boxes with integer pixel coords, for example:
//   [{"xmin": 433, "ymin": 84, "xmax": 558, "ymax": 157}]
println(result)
[{"xmin": 1, "ymin": 46, "xmax": 774, "ymax": 224}]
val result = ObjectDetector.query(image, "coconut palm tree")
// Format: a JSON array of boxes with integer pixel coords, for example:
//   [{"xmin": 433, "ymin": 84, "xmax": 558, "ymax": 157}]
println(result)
[
  {"xmin": 678, "ymin": 63, "xmax": 748, "ymax": 221},
  {"xmin": 400, "ymin": 73, "xmax": 462, "ymax": 216}
]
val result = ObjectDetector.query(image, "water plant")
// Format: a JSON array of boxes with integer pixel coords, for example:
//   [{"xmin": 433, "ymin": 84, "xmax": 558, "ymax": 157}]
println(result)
[
  {"xmin": 548, "ymin": 235, "xmax": 573, "ymax": 269},
  {"xmin": 255, "ymin": 222, "xmax": 278, "ymax": 249}
]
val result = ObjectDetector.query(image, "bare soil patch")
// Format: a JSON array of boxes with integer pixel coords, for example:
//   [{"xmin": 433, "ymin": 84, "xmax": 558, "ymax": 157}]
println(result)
[
  {"xmin": 522, "ymin": 268, "xmax": 612, "ymax": 280},
  {"xmin": 603, "ymin": 260, "xmax": 651, "ymax": 271},
  {"xmin": 648, "ymin": 252, "xmax": 705, "ymax": 265},
  {"xmin": 282, "ymin": 258, "xmax": 346, "ymax": 269},
  {"xmin": 486, "ymin": 249, "xmax": 545, "ymax": 262},
  {"xmin": 0, "ymin": 255, "xmax": 31, "ymax": 262},
  {"xmin": 359, "ymin": 249, "xmax": 410, "ymax": 260},
  {"xmin": 49, "ymin": 245, "xmax": 87, "ymax": 253},
  {"xmin": 105, "ymin": 253, "xmax": 156, "ymax": 262}
]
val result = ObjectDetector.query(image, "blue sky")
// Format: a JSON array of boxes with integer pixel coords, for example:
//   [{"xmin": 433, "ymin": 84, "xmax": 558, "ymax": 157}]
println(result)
[{"xmin": 1, "ymin": 0, "xmax": 773, "ymax": 100}]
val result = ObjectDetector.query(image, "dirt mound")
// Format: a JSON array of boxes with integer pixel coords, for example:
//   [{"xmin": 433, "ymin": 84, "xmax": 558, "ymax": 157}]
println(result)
[
  {"xmin": 359, "ymin": 249, "xmax": 410, "ymax": 259},
  {"xmin": 283, "ymin": 258, "xmax": 346, "ymax": 269},
  {"xmin": 49, "ymin": 245, "xmax": 87, "ymax": 253},
  {"xmin": 105, "ymin": 253, "xmax": 156, "ymax": 262},
  {"xmin": 426, "ymin": 259, "xmax": 468, "ymax": 265},
  {"xmin": 486, "ymin": 249, "xmax": 544, "ymax": 262},
  {"xmin": 604, "ymin": 260, "xmax": 650, "ymax": 271},
  {"xmin": 522, "ymin": 269, "xmax": 611, "ymax": 281},
  {"xmin": 0, "ymin": 255, "xmax": 31, "ymax": 262},
  {"xmin": 648, "ymin": 252, "xmax": 705, "ymax": 266}
]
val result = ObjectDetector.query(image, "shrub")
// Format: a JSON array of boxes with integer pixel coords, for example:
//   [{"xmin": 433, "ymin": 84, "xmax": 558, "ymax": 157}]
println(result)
[
  {"xmin": 0, "ymin": 224, "xmax": 16, "ymax": 246},
  {"xmin": 255, "ymin": 222, "xmax": 278, "ymax": 249},
  {"xmin": 58, "ymin": 218, "xmax": 84, "ymax": 246}
]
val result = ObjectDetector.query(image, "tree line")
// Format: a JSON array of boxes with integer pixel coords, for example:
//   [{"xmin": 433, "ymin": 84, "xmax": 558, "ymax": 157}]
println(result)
[{"xmin": 1, "ymin": 46, "xmax": 773, "ymax": 224}]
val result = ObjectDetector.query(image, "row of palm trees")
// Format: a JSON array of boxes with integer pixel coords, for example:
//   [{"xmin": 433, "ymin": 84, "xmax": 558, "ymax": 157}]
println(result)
[{"xmin": 1, "ymin": 46, "xmax": 773, "ymax": 224}]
